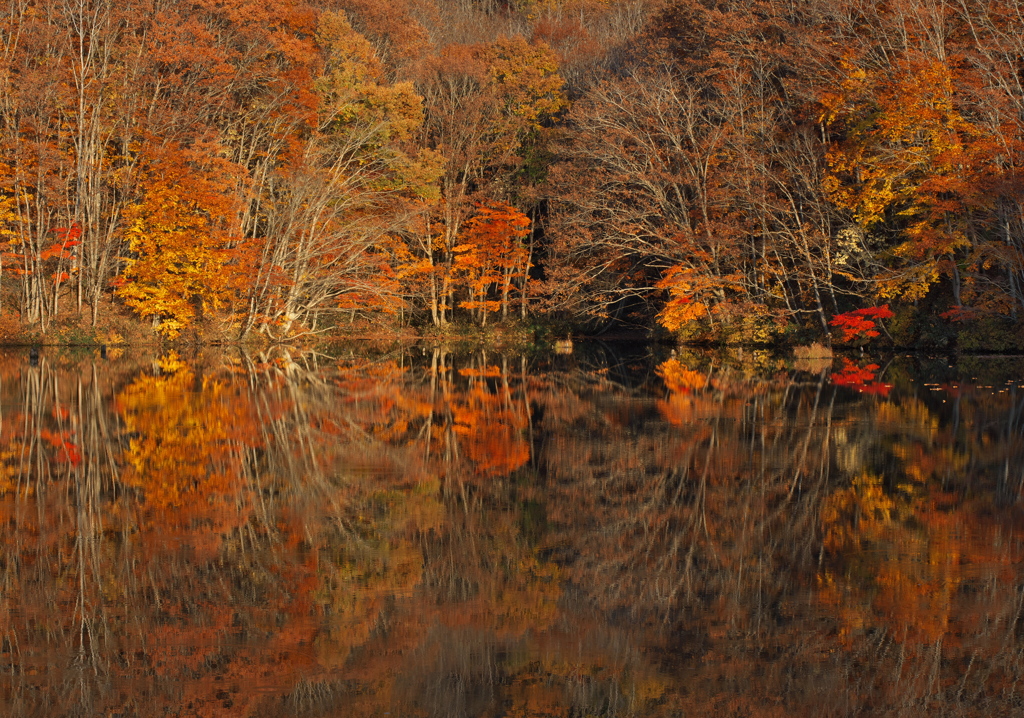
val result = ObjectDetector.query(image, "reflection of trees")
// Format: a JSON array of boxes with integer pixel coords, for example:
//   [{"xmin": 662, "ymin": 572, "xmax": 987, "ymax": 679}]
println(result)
[
  {"xmin": 519, "ymin": 356, "xmax": 838, "ymax": 714},
  {"xmin": 0, "ymin": 348, "xmax": 563, "ymax": 716},
  {"xmin": 815, "ymin": 377, "xmax": 1024, "ymax": 714},
  {"xmin": 0, "ymin": 352, "xmax": 141, "ymax": 715},
  {"xmin": 0, "ymin": 350, "xmax": 1023, "ymax": 716},
  {"xmin": 519, "ymin": 354, "xmax": 1024, "ymax": 715},
  {"xmin": 534, "ymin": 358, "xmax": 830, "ymax": 616},
  {"xmin": 0, "ymin": 351, "xmax": 326, "ymax": 716}
]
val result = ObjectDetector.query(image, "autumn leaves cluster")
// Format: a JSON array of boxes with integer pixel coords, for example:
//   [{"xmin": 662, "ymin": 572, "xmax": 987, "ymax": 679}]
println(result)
[
  {"xmin": 0, "ymin": 0, "xmax": 562, "ymax": 338},
  {"xmin": 545, "ymin": 0, "xmax": 1024, "ymax": 347},
  {"xmin": 4, "ymin": 0, "xmax": 1024, "ymax": 344}
]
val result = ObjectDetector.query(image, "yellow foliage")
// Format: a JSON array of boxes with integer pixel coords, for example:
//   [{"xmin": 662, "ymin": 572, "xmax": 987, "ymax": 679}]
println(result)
[
  {"xmin": 314, "ymin": 12, "xmax": 442, "ymax": 200},
  {"xmin": 819, "ymin": 468, "xmax": 967, "ymax": 647},
  {"xmin": 822, "ymin": 58, "xmax": 994, "ymax": 301},
  {"xmin": 0, "ymin": 191, "xmax": 16, "ymax": 238},
  {"xmin": 115, "ymin": 357, "xmax": 252, "ymax": 556},
  {"xmin": 486, "ymin": 36, "xmax": 568, "ymax": 132},
  {"xmin": 115, "ymin": 143, "xmax": 242, "ymax": 337},
  {"xmin": 660, "ymin": 295, "xmax": 708, "ymax": 331}
]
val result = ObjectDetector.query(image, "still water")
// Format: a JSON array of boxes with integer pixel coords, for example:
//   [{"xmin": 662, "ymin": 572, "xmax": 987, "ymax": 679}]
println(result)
[{"xmin": 0, "ymin": 344, "xmax": 1022, "ymax": 717}]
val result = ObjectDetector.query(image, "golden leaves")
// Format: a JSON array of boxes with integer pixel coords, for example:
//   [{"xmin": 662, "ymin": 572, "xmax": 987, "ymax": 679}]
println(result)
[
  {"xmin": 485, "ymin": 36, "xmax": 568, "ymax": 132},
  {"xmin": 655, "ymin": 264, "xmax": 747, "ymax": 333},
  {"xmin": 822, "ymin": 57, "xmax": 997, "ymax": 301},
  {"xmin": 115, "ymin": 143, "xmax": 244, "ymax": 337},
  {"xmin": 116, "ymin": 355, "xmax": 252, "ymax": 554}
]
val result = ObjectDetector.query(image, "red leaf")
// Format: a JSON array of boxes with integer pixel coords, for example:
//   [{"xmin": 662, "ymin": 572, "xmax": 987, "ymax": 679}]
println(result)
[
  {"xmin": 53, "ymin": 222, "xmax": 82, "ymax": 242},
  {"xmin": 831, "ymin": 358, "xmax": 892, "ymax": 396},
  {"xmin": 830, "ymin": 304, "xmax": 892, "ymax": 342}
]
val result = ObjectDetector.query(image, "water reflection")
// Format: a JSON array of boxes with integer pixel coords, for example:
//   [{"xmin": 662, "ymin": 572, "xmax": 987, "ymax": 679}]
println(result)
[{"xmin": 0, "ymin": 346, "xmax": 1022, "ymax": 716}]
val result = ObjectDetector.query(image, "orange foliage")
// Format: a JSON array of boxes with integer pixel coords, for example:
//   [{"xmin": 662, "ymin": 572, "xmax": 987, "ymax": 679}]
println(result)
[
  {"xmin": 115, "ymin": 142, "xmax": 244, "ymax": 337},
  {"xmin": 454, "ymin": 200, "xmax": 532, "ymax": 318},
  {"xmin": 115, "ymin": 354, "xmax": 253, "ymax": 555},
  {"xmin": 656, "ymin": 265, "xmax": 748, "ymax": 333}
]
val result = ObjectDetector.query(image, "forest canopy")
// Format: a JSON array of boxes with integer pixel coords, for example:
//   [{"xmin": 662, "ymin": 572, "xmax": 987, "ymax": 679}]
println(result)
[{"xmin": 2, "ymin": 0, "xmax": 1024, "ymax": 348}]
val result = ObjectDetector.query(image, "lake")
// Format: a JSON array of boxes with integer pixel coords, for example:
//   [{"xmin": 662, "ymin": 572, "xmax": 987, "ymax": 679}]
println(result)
[{"xmin": 0, "ymin": 344, "xmax": 1022, "ymax": 717}]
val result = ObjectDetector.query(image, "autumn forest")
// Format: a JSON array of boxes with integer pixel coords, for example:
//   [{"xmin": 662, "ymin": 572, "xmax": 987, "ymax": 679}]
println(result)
[{"xmin": 3, "ymin": 0, "xmax": 1024, "ymax": 347}]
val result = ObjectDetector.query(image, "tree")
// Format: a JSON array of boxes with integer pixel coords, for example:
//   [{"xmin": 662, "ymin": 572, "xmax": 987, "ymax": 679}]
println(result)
[
  {"xmin": 453, "ymin": 200, "xmax": 532, "ymax": 321},
  {"xmin": 821, "ymin": 56, "xmax": 998, "ymax": 303},
  {"xmin": 543, "ymin": 0, "xmax": 849, "ymax": 338},
  {"xmin": 114, "ymin": 142, "xmax": 243, "ymax": 337},
  {"xmin": 829, "ymin": 304, "xmax": 893, "ymax": 343},
  {"xmin": 411, "ymin": 35, "xmax": 565, "ymax": 324},
  {"xmin": 237, "ymin": 10, "xmax": 442, "ymax": 338}
]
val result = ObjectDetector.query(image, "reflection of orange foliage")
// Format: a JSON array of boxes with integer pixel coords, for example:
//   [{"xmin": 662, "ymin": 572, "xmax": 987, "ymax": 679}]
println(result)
[
  {"xmin": 656, "ymin": 357, "xmax": 707, "ymax": 393},
  {"xmin": 656, "ymin": 367, "xmax": 765, "ymax": 429},
  {"xmin": 820, "ymin": 456, "xmax": 1023, "ymax": 652},
  {"xmin": 39, "ymin": 428, "xmax": 80, "ymax": 465},
  {"xmin": 116, "ymin": 356, "xmax": 254, "ymax": 556},
  {"xmin": 453, "ymin": 385, "xmax": 529, "ymax": 476},
  {"xmin": 657, "ymin": 394, "xmax": 728, "ymax": 432},
  {"xmin": 657, "ymin": 391, "xmax": 692, "ymax": 427},
  {"xmin": 830, "ymin": 358, "xmax": 891, "ymax": 396},
  {"xmin": 820, "ymin": 472, "xmax": 959, "ymax": 645},
  {"xmin": 458, "ymin": 364, "xmax": 503, "ymax": 378}
]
